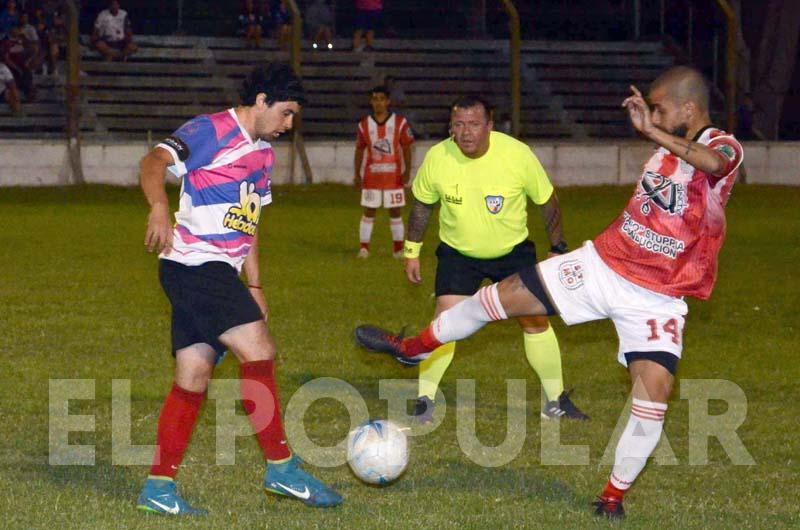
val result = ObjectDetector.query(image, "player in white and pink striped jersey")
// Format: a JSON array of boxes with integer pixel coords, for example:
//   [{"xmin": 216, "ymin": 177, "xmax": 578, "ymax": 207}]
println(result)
[
  {"xmin": 138, "ymin": 63, "xmax": 341, "ymax": 515},
  {"xmin": 354, "ymin": 66, "xmax": 743, "ymax": 520}
]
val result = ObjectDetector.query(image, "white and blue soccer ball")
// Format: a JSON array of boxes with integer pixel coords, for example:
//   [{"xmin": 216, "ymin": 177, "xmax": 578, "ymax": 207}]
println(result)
[{"xmin": 346, "ymin": 419, "xmax": 408, "ymax": 485}]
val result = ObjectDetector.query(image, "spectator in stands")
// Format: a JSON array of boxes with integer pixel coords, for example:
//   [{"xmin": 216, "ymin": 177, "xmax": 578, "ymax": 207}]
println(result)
[
  {"xmin": 91, "ymin": 0, "xmax": 137, "ymax": 61},
  {"xmin": 37, "ymin": 2, "xmax": 67, "ymax": 76},
  {"xmin": 0, "ymin": 0, "xmax": 20, "ymax": 39},
  {"xmin": 352, "ymin": 0, "xmax": 382, "ymax": 52},
  {"xmin": 306, "ymin": 0, "xmax": 333, "ymax": 50},
  {"xmin": 17, "ymin": 13, "xmax": 44, "ymax": 74},
  {"xmin": 271, "ymin": 0, "xmax": 291, "ymax": 50},
  {"xmin": 0, "ymin": 60, "xmax": 21, "ymax": 114},
  {"xmin": 238, "ymin": 0, "xmax": 266, "ymax": 49},
  {"xmin": 2, "ymin": 27, "xmax": 35, "ymax": 101}
]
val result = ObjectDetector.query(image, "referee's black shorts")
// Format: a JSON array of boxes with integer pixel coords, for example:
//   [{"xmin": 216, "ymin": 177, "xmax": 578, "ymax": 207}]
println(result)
[
  {"xmin": 434, "ymin": 240, "xmax": 537, "ymax": 297},
  {"xmin": 159, "ymin": 259, "xmax": 263, "ymax": 357}
]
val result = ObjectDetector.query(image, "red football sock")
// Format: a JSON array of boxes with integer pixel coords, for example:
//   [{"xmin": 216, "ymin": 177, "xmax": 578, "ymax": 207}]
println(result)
[
  {"xmin": 360, "ymin": 242, "xmax": 369, "ymax": 250},
  {"xmin": 240, "ymin": 360, "xmax": 291, "ymax": 462},
  {"xmin": 392, "ymin": 239, "xmax": 404, "ymax": 253},
  {"xmin": 601, "ymin": 481, "xmax": 627, "ymax": 500},
  {"xmin": 149, "ymin": 383, "xmax": 205, "ymax": 479},
  {"xmin": 400, "ymin": 326, "xmax": 442, "ymax": 357}
]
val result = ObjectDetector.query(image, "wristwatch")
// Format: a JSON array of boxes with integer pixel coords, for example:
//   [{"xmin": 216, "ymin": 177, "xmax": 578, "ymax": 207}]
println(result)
[{"xmin": 550, "ymin": 241, "xmax": 569, "ymax": 254}]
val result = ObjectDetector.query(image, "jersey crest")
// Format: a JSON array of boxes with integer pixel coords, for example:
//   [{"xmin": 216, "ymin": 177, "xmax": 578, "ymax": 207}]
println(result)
[
  {"xmin": 485, "ymin": 195, "xmax": 504, "ymax": 214},
  {"xmin": 638, "ymin": 170, "xmax": 688, "ymax": 216}
]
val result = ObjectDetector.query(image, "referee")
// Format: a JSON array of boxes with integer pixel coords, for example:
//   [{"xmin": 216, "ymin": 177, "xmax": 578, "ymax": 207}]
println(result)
[{"xmin": 403, "ymin": 95, "xmax": 587, "ymax": 423}]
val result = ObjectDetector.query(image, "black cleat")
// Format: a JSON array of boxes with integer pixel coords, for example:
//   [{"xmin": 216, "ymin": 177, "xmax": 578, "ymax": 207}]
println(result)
[
  {"xmin": 541, "ymin": 389, "xmax": 590, "ymax": 420},
  {"xmin": 592, "ymin": 496, "xmax": 625, "ymax": 520},
  {"xmin": 354, "ymin": 325, "xmax": 425, "ymax": 367},
  {"xmin": 411, "ymin": 396, "xmax": 435, "ymax": 425}
]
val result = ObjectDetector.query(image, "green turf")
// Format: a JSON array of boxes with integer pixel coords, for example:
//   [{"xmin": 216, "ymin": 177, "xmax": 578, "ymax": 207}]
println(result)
[{"xmin": 0, "ymin": 184, "xmax": 798, "ymax": 529}]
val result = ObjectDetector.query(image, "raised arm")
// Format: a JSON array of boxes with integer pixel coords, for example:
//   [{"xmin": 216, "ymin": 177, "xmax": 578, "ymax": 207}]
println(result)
[{"xmin": 623, "ymin": 85, "xmax": 729, "ymax": 177}]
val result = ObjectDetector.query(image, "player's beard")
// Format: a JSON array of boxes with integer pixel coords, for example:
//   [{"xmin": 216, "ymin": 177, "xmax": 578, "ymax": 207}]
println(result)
[{"xmin": 670, "ymin": 123, "xmax": 689, "ymax": 138}]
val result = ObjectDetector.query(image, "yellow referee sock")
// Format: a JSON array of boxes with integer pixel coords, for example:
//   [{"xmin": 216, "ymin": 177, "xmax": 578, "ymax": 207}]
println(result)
[
  {"xmin": 417, "ymin": 342, "xmax": 456, "ymax": 400},
  {"xmin": 523, "ymin": 326, "xmax": 565, "ymax": 402}
]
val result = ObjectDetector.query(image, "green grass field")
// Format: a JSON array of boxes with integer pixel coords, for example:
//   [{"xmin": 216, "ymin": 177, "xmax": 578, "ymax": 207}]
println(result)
[{"xmin": 0, "ymin": 183, "xmax": 798, "ymax": 529}]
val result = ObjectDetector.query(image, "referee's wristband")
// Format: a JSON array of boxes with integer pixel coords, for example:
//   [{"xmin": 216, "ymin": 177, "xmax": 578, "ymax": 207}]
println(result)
[
  {"xmin": 403, "ymin": 240, "xmax": 423, "ymax": 259},
  {"xmin": 550, "ymin": 241, "xmax": 569, "ymax": 254}
]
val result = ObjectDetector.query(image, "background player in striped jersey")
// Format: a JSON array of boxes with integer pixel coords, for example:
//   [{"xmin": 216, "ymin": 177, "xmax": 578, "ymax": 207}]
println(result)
[
  {"xmin": 354, "ymin": 85, "xmax": 415, "ymax": 258},
  {"xmin": 138, "ymin": 63, "xmax": 341, "ymax": 515},
  {"xmin": 355, "ymin": 66, "xmax": 743, "ymax": 519}
]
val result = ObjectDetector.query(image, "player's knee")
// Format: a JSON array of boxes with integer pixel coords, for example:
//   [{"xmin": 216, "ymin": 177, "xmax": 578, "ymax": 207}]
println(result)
[{"xmin": 517, "ymin": 315, "xmax": 549, "ymax": 333}]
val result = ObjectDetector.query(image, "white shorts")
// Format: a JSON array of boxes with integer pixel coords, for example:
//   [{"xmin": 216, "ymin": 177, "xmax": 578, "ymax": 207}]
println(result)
[
  {"xmin": 361, "ymin": 188, "xmax": 406, "ymax": 208},
  {"xmin": 538, "ymin": 241, "xmax": 688, "ymax": 367}
]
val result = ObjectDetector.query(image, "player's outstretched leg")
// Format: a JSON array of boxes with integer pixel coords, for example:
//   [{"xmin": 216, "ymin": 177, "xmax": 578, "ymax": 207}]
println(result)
[
  {"xmin": 355, "ymin": 282, "xmax": 516, "ymax": 365},
  {"xmin": 137, "ymin": 477, "xmax": 208, "ymax": 516},
  {"xmin": 264, "ymin": 455, "xmax": 342, "ymax": 507}
]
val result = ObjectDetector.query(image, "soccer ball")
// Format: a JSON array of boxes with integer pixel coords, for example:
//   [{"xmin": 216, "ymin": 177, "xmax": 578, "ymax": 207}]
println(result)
[{"xmin": 346, "ymin": 419, "xmax": 408, "ymax": 485}]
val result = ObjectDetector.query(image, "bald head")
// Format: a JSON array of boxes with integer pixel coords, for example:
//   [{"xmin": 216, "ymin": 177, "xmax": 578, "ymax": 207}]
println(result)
[{"xmin": 650, "ymin": 66, "xmax": 710, "ymax": 112}]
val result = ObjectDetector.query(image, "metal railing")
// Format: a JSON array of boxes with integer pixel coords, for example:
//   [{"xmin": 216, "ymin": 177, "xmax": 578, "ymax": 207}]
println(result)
[{"xmin": 499, "ymin": 0, "xmax": 521, "ymax": 138}]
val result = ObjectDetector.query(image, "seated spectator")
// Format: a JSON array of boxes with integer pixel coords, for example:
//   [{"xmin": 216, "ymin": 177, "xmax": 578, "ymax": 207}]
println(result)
[
  {"xmin": 1, "ymin": 29, "xmax": 35, "ymax": 102},
  {"xmin": 0, "ymin": 0, "xmax": 20, "ymax": 39},
  {"xmin": 352, "ymin": 0, "xmax": 382, "ymax": 52},
  {"xmin": 36, "ymin": 3, "xmax": 67, "ymax": 75},
  {"xmin": 17, "ymin": 13, "xmax": 44, "ymax": 74},
  {"xmin": 238, "ymin": 0, "xmax": 266, "ymax": 49},
  {"xmin": 91, "ymin": 0, "xmax": 137, "ymax": 61},
  {"xmin": 270, "ymin": 0, "xmax": 291, "ymax": 50},
  {"xmin": 306, "ymin": 0, "xmax": 333, "ymax": 50},
  {"xmin": 0, "ymin": 60, "xmax": 21, "ymax": 114}
]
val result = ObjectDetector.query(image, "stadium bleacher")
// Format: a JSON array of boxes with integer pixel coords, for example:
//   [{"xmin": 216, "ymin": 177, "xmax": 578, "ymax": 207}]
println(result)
[{"xmin": 0, "ymin": 35, "xmax": 672, "ymax": 140}]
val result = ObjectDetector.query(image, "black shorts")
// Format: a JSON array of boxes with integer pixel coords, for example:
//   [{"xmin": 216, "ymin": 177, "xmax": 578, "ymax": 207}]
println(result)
[
  {"xmin": 435, "ymin": 240, "xmax": 537, "ymax": 297},
  {"xmin": 159, "ymin": 259, "xmax": 263, "ymax": 356}
]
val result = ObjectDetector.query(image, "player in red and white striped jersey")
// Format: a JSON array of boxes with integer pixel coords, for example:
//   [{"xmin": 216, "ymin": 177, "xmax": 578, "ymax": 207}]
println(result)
[
  {"xmin": 354, "ymin": 66, "xmax": 743, "ymax": 519},
  {"xmin": 354, "ymin": 85, "xmax": 415, "ymax": 258}
]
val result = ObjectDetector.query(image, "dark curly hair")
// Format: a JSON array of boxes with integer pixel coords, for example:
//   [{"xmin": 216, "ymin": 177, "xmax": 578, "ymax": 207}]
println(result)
[{"xmin": 239, "ymin": 63, "xmax": 307, "ymax": 107}]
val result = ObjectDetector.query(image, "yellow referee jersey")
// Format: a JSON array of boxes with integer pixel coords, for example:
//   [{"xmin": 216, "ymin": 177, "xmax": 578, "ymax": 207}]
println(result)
[{"xmin": 412, "ymin": 131, "xmax": 553, "ymax": 259}]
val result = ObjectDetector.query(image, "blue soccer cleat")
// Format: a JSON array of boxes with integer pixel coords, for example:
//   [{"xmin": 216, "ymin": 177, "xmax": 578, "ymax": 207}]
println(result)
[
  {"xmin": 137, "ymin": 477, "xmax": 208, "ymax": 516},
  {"xmin": 264, "ymin": 455, "xmax": 342, "ymax": 508}
]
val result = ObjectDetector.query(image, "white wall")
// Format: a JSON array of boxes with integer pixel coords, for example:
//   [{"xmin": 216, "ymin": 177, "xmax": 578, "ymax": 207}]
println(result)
[{"xmin": 0, "ymin": 139, "xmax": 796, "ymax": 187}]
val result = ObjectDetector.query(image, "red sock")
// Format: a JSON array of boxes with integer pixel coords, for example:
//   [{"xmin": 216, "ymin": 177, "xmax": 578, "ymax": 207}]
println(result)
[
  {"xmin": 360, "ymin": 242, "xmax": 369, "ymax": 250},
  {"xmin": 240, "ymin": 360, "xmax": 291, "ymax": 462},
  {"xmin": 149, "ymin": 383, "xmax": 205, "ymax": 478},
  {"xmin": 392, "ymin": 240, "xmax": 404, "ymax": 252},
  {"xmin": 601, "ymin": 481, "xmax": 627, "ymax": 500},
  {"xmin": 400, "ymin": 326, "xmax": 442, "ymax": 357}
]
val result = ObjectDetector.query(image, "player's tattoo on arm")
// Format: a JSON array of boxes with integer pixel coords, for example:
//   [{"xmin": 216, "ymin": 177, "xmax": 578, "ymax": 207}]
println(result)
[
  {"xmin": 539, "ymin": 192, "xmax": 565, "ymax": 248},
  {"xmin": 678, "ymin": 140, "xmax": 696, "ymax": 156},
  {"xmin": 406, "ymin": 199, "xmax": 434, "ymax": 242}
]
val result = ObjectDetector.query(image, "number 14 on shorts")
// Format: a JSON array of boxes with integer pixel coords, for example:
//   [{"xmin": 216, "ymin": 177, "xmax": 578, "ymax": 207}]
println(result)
[{"xmin": 646, "ymin": 318, "xmax": 680, "ymax": 345}]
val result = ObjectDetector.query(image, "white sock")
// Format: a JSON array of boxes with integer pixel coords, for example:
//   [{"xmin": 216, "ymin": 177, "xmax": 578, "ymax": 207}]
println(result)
[
  {"xmin": 359, "ymin": 216, "xmax": 374, "ymax": 245},
  {"xmin": 390, "ymin": 217, "xmax": 404, "ymax": 243},
  {"xmin": 609, "ymin": 398, "xmax": 667, "ymax": 491},
  {"xmin": 432, "ymin": 284, "xmax": 508, "ymax": 343}
]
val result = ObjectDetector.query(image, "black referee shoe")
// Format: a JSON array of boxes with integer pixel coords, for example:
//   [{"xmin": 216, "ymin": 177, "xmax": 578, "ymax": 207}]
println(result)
[
  {"xmin": 412, "ymin": 396, "xmax": 435, "ymax": 425},
  {"xmin": 541, "ymin": 389, "xmax": 590, "ymax": 420}
]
